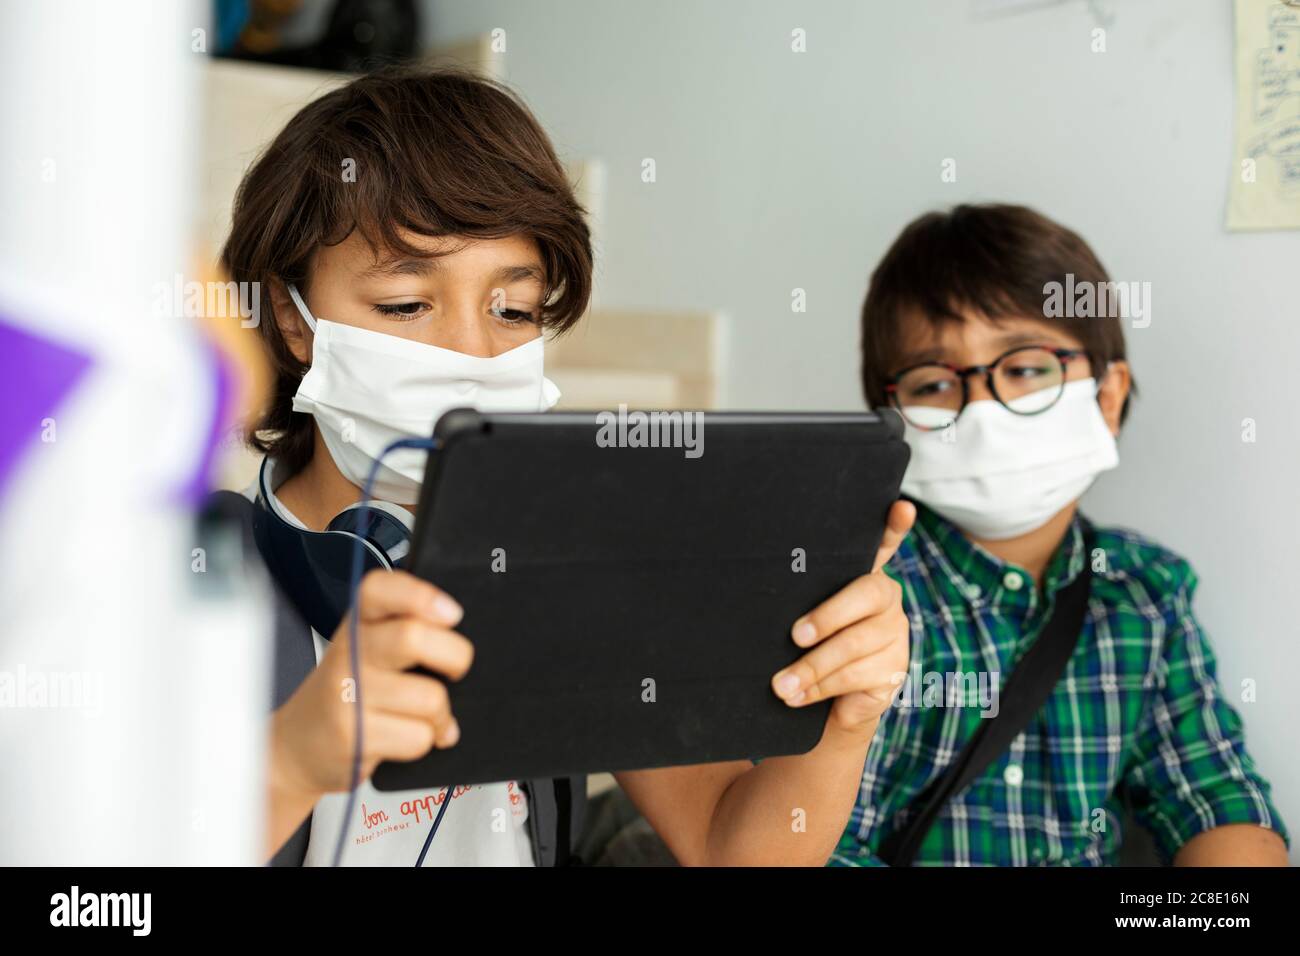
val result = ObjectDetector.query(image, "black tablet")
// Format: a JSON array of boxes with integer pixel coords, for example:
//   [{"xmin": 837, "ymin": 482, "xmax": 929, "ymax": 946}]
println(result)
[{"xmin": 372, "ymin": 408, "xmax": 909, "ymax": 790}]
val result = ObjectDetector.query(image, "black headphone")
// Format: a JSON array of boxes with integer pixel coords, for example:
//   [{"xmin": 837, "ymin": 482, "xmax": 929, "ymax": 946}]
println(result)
[{"xmin": 249, "ymin": 456, "xmax": 413, "ymax": 640}]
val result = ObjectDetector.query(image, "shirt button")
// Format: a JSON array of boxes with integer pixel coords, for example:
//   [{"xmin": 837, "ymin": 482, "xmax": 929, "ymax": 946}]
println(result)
[
  {"xmin": 1002, "ymin": 571, "xmax": 1023, "ymax": 592},
  {"xmin": 964, "ymin": 583, "xmax": 982, "ymax": 601},
  {"xmin": 1003, "ymin": 764, "xmax": 1024, "ymax": 786}
]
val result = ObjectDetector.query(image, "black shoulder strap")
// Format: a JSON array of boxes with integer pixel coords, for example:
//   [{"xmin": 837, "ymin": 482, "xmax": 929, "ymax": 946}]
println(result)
[
  {"xmin": 555, "ymin": 778, "xmax": 573, "ymax": 866},
  {"xmin": 877, "ymin": 533, "xmax": 1094, "ymax": 867},
  {"xmin": 519, "ymin": 776, "xmax": 586, "ymax": 867}
]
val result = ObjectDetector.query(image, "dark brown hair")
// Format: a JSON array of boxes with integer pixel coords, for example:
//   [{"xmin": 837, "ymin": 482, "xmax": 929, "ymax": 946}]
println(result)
[
  {"xmin": 221, "ymin": 65, "xmax": 593, "ymax": 473},
  {"xmin": 860, "ymin": 203, "xmax": 1134, "ymax": 421}
]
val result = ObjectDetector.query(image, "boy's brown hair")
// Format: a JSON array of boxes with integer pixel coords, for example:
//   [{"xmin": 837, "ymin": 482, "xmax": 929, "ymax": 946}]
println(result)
[
  {"xmin": 221, "ymin": 66, "xmax": 592, "ymax": 473},
  {"xmin": 860, "ymin": 203, "xmax": 1133, "ymax": 421}
]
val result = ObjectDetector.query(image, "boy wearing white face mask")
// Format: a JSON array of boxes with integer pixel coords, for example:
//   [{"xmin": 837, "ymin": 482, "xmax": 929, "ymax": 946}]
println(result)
[
  {"xmin": 222, "ymin": 66, "xmax": 917, "ymax": 867},
  {"xmin": 833, "ymin": 204, "xmax": 1288, "ymax": 866}
]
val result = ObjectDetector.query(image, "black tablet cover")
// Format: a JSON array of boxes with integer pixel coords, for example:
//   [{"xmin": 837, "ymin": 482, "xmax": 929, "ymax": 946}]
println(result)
[{"xmin": 372, "ymin": 409, "xmax": 909, "ymax": 790}]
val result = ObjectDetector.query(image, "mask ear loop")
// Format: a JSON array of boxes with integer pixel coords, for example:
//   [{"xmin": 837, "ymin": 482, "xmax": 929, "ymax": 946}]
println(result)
[
  {"xmin": 286, "ymin": 282, "xmax": 318, "ymax": 333},
  {"xmin": 1095, "ymin": 360, "xmax": 1116, "ymax": 398}
]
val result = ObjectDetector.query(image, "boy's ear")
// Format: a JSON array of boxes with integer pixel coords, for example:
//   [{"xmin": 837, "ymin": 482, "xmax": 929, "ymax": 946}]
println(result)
[
  {"xmin": 1096, "ymin": 360, "xmax": 1131, "ymax": 437},
  {"xmin": 269, "ymin": 279, "xmax": 312, "ymax": 365}
]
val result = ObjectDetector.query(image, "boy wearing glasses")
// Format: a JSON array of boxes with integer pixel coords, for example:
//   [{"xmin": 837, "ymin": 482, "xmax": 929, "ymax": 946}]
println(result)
[{"xmin": 835, "ymin": 204, "xmax": 1288, "ymax": 866}]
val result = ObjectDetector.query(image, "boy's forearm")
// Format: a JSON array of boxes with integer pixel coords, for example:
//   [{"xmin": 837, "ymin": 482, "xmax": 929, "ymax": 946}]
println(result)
[
  {"xmin": 701, "ymin": 720, "xmax": 874, "ymax": 866},
  {"xmin": 1173, "ymin": 824, "xmax": 1289, "ymax": 866},
  {"xmin": 265, "ymin": 714, "xmax": 322, "ymax": 861}
]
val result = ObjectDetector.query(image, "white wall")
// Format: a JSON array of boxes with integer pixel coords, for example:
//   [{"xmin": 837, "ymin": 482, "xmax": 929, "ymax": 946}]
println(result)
[{"xmin": 425, "ymin": 0, "xmax": 1300, "ymax": 860}]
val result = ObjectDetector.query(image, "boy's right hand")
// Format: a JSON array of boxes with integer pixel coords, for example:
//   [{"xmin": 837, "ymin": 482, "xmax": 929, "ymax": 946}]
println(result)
[{"xmin": 270, "ymin": 569, "xmax": 473, "ymax": 798}]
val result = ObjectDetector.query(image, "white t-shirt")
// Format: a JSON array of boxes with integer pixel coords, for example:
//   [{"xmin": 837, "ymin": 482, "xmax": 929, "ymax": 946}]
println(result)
[{"xmin": 247, "ymin": 459, "xmax": 535, "ymax": 867}]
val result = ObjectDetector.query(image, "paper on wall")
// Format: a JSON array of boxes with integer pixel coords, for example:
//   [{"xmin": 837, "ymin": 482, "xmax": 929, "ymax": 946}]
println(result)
[{"xmin": 1228, "ymin": 0, "xmax": 1300, "ymax": 231}]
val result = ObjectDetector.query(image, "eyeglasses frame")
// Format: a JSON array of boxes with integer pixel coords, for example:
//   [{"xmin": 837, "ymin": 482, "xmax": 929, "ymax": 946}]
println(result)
[{"xmin": 883, "ymin": 345, "xmax": 1089, "ymax": 431}]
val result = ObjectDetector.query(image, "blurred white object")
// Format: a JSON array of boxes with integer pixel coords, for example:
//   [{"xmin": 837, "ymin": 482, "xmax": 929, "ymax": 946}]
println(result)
[{"xmin": 0, "ymin": 0, "xmax": 268, "ymax": 864}]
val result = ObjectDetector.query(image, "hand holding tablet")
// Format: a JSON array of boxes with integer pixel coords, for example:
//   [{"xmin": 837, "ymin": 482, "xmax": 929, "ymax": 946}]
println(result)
[{"xmin": 373, "ymin": 408, "xmax": 911, "ymax": 790}]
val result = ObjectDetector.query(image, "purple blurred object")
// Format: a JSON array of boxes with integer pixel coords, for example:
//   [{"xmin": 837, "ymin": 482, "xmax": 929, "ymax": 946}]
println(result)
[
  {"xmin": 0, "ymin": 315, "xmax": 92, "ymax": 500},
  {"xmin": 174, "ymin": 341, "xmax": 235, "ymax": 506}
]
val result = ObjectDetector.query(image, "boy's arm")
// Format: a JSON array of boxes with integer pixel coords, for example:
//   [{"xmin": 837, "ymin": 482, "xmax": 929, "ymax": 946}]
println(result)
[
  {"xmin": 1174, "ymin": 823, "xmax": 1287, "ymax": 866},
  {"xmin": 263, "ymin": 571, "xmax": 473, "ymax": 862},
  {"xmin": 615, "ymin": 721, "xmax": 877, "ymax": 867},
  {"xmin": 266, "ymin": 710, "xmax": 324, "ymax": 859},
  {"xmin": 614, "ymin": 503, "xmax": 914, "ymax": 866},
  {"xmin": 1120, "ymin": 561, "xmax": 1289, "ymax": 866}
]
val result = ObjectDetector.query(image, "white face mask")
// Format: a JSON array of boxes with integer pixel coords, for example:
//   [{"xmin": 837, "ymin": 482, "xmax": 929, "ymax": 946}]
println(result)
[
  {"xmin": 898, "ymin": 377, "xmax": 1119, "ymax": 540},
  {"xmin": 286, "ymin": 284, "xmax": 561, "ymax": 504}
]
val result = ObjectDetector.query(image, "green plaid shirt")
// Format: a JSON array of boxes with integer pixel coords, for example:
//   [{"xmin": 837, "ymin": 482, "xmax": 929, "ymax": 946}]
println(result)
[{"xmin": 832, "ymin": 503, "xmax": 1287, "ymax": 866}]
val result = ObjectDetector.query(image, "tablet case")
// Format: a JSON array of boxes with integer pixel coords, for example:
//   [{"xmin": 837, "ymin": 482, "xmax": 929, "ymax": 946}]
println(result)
[{"xmin": 372, "ymin": 408, "xmax": 910, "ymax": 790}]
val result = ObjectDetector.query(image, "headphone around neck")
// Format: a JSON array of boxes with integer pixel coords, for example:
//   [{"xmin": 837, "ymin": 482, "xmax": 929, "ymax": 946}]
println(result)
[{"xmin": 250, "ymin": 456, "xmax": 413, "ymax": 640}]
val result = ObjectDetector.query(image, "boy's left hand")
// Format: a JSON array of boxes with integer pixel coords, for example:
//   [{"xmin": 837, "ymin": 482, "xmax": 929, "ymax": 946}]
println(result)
[{"xmin": 770, "ymin": 500, "xmax": 915, "ymax": 740}]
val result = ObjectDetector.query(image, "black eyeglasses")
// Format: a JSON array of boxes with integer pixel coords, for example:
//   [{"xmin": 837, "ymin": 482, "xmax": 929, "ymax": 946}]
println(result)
[{"xmin": 884, "ymin": 345, "xmax": 1088, "ymax": 431}]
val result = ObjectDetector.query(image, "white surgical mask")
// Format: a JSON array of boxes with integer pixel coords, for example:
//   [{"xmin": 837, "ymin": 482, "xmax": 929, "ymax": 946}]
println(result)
[
  {"xmin": 898, "ymin": 377, "xmax": 1119, "ymax": 540},
  {"xmin": 286, "ymin": 284, "xmax": 560, "ymax": 504}
]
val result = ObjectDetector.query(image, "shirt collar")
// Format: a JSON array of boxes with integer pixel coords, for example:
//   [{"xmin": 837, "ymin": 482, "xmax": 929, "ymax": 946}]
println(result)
[
  {"xmin": 909, "ymin": 500, "xmax": 1089, "ymax": 610},
  {"xmin": 253, "ymin": 456, "xmax": 416, "ymax": 534}
]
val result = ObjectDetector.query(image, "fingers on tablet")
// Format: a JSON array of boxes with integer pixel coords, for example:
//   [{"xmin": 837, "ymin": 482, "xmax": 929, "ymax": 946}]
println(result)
[
  {"xmin": 793, "ymin": 572, "xmax": 898, "ymax": 648},
  {"xmin": 364, "ymin": 617, "xmax": 474, "ymax": 679},
  {"xmin": 872, "ymin": 499, "xmax": 917, "ymax": 573},
  {"xmin": 358, "ymin": 569, "xmax": 463, "ymax": 626}
]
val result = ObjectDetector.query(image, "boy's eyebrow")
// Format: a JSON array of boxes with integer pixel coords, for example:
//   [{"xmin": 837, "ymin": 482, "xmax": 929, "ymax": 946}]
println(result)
[
  {"xmin": 898, "ymin": 345, "xmax": 946, "ymax": 366},
  {"xmin": 358, "ymin": 260, "xmax": 545, "ymax": 284},
  {"xmin": 361, "ymin": 257, "xmax": 439, "ymax": 279},
  {"xmin": 490, "ymin": 264, "xmax": 545, "ymax": 284},
  {"xmin": 899, "ymin": 328, "xmax": 1067, "ymax": 367},
  {"xmin": 991, "ymin": 329, "xmax": 1060, "ymax": 351}
]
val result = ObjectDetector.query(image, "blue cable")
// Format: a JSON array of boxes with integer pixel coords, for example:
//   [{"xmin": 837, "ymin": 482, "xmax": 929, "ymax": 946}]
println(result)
[
  {"xmin": 414, "ymin": 785, "xmax": 456, "ymax": 868},
  {"xmin": 331, "ymin": 436, "xmax": 458, "ymax": 868}
]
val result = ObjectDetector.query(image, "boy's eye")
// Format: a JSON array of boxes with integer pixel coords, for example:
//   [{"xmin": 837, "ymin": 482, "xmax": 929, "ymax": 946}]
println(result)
[
  {"xmin": 371, "ymin": 303, "xmax": 537, "ymax": 326},
  {"xmin": 1003, "ymin": 362, "xmax": 1052, "ymax": 380},
  {"xmin": 490, "ymin": 307, "xmax": 536, "ymax": 327},
  {"xmin": 374, "ymin": 301, "xmax": 427, "ymax": 320}
]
